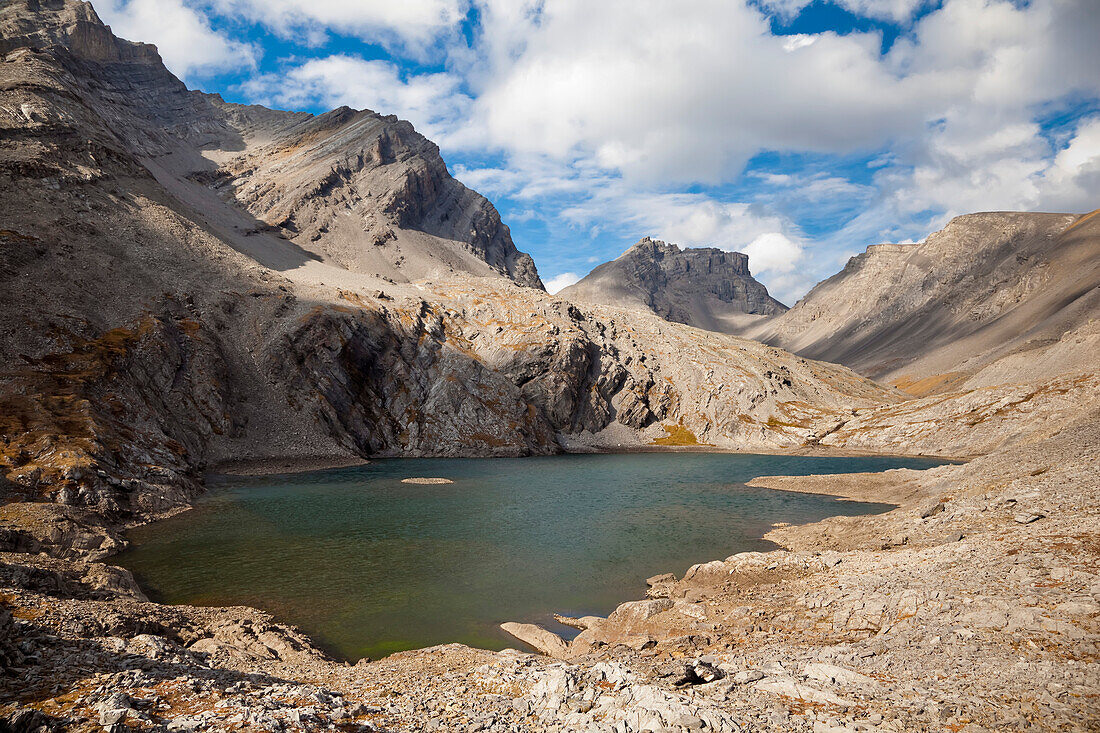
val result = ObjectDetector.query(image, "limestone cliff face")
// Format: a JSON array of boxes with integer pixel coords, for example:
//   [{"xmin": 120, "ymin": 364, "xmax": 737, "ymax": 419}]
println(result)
[
  {"xmin": 0, "ymin": 0, "xmax": 160, "ymax": 62},
  {"xmin": 749, "ymin": 211, "xmax": 1100, "ymax": 387},
  {"xmin": 559, "ymin": 237, "xmax": 787, "ymax": 333},
  {"xmin": 220, "ymin": 107, "xmax": 543, "ymax": 288}
]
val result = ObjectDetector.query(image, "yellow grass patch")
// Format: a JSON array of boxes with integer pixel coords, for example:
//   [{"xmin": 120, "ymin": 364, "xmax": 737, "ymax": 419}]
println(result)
[
  {"xmin": 652, "ymin": 421, "xmax": 707, "ymax": 446},
  {"xmin": 890, "ymin": 371, "xmax": 969, "ymax": 397}
]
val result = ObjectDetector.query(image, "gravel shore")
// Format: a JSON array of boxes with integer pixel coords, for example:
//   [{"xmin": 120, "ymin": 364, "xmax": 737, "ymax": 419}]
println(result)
[{"xmin": 2, "ymin": 409, "xmax": 1097, "ymax": 732}]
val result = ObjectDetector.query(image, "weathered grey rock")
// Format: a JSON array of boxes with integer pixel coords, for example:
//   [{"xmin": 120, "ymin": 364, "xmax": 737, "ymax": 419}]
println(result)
[
  {"xmin": 0, "ymin": 707, "xmax": 62, "ymax": 733},
  {"xmin": 803, "ymin": 662, "xmax": 879, "ymax": 693},
  {"xmin": 553, "ymin": 614, "xmax": 603, "ymax": 630},
  {"xmin": 674, "ymin": 660, "xmax": 724, "ymax": 685},
  {"xmin": 98, "ymin": 707, "xmax": 127, "ymax": 726},
  {"xmin": 919, "ymin": 502, "xmax": 945, "ymax": 519},
  {"xmin": 731, "ymin": 669, "xmax": 765, "ymax": 684},
  {"xmin": 608, "ymin": 599, "xmax": 674, "ymax": 627},
  {"xmin": 499, "ymin": 622, "xmax": 571, "ymax": 658},
  {"xmin": 754, "ymin": 677, "xmax": 856, "ymax": 707},
  {"xmin": 646, "ymin": 572, "xmax": 677, "ymax": 587},
  {"xmin": 560, "ymin": 237, "xmax": 786, "ymax": 333}
]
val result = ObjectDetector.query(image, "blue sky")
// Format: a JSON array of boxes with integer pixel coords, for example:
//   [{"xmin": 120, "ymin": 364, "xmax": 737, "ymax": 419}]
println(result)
[{"xmin": 95, "ymin": 0, "xmax": 1100, "ymax": 301}]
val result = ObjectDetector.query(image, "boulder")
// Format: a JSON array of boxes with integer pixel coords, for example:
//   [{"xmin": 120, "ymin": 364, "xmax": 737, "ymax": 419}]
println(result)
[{"xmin": 499, "ymin": 622, "xmax": 571, "ymax": 658}]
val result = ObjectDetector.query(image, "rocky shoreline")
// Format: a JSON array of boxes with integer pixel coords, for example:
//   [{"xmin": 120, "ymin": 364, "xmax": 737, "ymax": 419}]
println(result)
[{"xmin": 2, "ymin": 415, "xmax": 1097, "ymax": 731}]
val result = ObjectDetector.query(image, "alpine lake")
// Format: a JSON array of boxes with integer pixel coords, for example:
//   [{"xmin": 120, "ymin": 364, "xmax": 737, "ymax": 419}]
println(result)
[{"xmin": 117, "ymin": 452, "xmax": 948, "ymax": 660}]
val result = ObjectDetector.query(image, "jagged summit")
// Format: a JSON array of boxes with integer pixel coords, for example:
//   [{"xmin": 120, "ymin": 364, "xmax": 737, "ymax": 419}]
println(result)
[
  {"xmin": 559, "ymin": 237, "xmax": 787, "ymax": 333},
  {"xmin": 0, "ymin": 0, "xmax": 543, "ymax": 288},
  {"xmin": 0, "ymin": 0, "xmax": 160, "ymax": 63}
]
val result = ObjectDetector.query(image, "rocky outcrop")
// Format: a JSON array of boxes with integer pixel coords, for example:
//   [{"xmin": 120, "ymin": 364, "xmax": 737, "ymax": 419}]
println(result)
[
  {"xmin": 0, "ymin": 503, "xmax": 124, "ymax": 561},
  {"xmin": 274, "ymin": 278, "xmax": 895, "ymax": 460},
  {"xmin": 559, "ymin": 237, "xmax": 787, "ymax": 332},
  {"xmin": 0, "ymin": 0, "xmax": 160, "ymax": 63},
  {"xmin": 220, "ymin": 106, "xmax": 543, "ymax": 288},
  {"xmin": 750, "ymin": 210, "xmax": 1100, "ymax": 389},
  {"xmin": 499, "ymin": 622, "xmax": 571, "ymax": 658}
]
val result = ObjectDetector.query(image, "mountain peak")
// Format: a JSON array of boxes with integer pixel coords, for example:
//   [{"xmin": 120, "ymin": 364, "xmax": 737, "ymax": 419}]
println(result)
[
  {"xmin": 560, "ymin": 237, "xmax": 785, "ymax": 333},
  {"xmin": 0, "ymin": 0, "xmax": 162, "ymax": 64},
  {"xmin": 0, "ymin": 0, "xmax": 543, "ymax": 289}
]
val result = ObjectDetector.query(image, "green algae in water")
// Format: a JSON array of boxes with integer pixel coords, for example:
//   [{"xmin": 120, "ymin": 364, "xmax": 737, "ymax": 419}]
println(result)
[{"xmin": 116, "ymin": 452, "xmax": 946, "ymax": 660}]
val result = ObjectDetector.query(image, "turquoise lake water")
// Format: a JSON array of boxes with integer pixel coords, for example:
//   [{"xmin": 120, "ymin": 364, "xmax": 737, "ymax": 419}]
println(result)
[{"xmin": 117, "ymin": 452, "xmax": 946, "ymax": 660}]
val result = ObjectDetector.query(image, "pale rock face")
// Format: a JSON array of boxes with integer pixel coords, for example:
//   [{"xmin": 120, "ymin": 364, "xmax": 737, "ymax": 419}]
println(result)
[
  {"xmin": 750, "ymin": 210, "xmax": 1100, "ymax": 388},
  {"xmin": 218, "ymin": 106, "xmax": 543, "ymax": 288},
  {"xmin": 0, "ymin": 0, "xmax": 160, "ymax": 63},
  {"xmin": 559, "ymin": 237, "xmax": 787, "ymax": 333}
]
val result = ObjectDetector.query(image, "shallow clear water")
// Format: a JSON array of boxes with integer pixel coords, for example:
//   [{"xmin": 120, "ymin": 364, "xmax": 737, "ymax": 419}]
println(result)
[{"xmin": 117, "ymin": 452, "xmax": 945, "ymax": 660}]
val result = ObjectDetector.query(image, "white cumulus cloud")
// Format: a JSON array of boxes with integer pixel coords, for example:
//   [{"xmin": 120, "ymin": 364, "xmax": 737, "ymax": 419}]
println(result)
[
  {"xmin": 543, "ymin": 272, "xmax": 582, "ymax": 293},
  {"xmin": 240, "ymin": 56, "xmax": 470, "ymax": 142},
  {"xmin": 209, "ymin": 0, "xmax": 467, "ymax": 52},
  {"xmin": 1036, "ymin": 118, "xmax": 1100, "ymax": 214}
]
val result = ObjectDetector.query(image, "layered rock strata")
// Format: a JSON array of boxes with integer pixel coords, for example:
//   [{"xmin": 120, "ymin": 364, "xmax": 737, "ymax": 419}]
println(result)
[{"xmin": 560, "ymin": 237, "xmax": 787, "ymax": 332}]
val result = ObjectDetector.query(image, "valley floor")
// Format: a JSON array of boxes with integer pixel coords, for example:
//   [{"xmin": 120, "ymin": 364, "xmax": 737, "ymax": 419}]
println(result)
[{"xmin": 1, "ymin": 410, "xmax": 1098, "ymax": 732}]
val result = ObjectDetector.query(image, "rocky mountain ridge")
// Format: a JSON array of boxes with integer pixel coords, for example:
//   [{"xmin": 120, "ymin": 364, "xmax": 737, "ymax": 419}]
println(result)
[
  {"xmin": 560, "ymin": 237, "xmax": 787, "ymax": 332},
  {"xmin": 0, "ymin": 0, "xmax": 542, "ymax": 290},
  {"xmin": 750, "ymin": 210, "xmax": 1100, "ymax": 391}
]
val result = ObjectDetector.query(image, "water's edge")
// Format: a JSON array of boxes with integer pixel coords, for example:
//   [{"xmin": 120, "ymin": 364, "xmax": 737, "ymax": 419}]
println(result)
[{"xmin": 117, "ymin": 452, "xmax": 949, "ymax": 661}]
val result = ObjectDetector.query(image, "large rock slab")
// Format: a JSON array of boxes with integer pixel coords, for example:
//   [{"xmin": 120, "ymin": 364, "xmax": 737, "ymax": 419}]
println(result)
[{"xmin": 499, "ymin": 622, "xmax": 571, "ymax": 658}]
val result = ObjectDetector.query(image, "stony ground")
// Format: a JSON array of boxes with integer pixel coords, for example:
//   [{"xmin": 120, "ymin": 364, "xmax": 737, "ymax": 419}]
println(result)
[{"xmin": 2, "ymin": 407, "xmax": 1097, "ymax": 732}]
